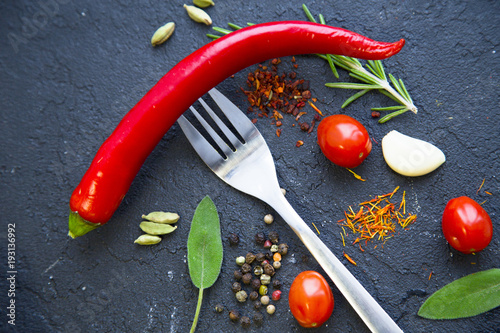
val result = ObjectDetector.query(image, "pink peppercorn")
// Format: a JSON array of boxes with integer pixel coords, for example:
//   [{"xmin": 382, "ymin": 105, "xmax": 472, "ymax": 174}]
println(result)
[{"xmin": 272, "ymin": 290, "xmax": 282, "ymax": 301}]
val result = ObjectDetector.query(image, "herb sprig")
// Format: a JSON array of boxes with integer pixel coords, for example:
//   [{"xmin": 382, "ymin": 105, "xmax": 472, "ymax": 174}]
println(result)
[{"xmin": 207, "ymin": 4, "xmax": 417, "ymax": 123}]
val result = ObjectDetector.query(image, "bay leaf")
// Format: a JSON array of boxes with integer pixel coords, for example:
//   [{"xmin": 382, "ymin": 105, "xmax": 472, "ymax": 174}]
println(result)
[
  {"xmin": 187, "ymin": 195, "xmax": 223, "ymax": 289},
  {"xmin": 418, "ymin": 268, "xmax": 500, "ymax": 319}
]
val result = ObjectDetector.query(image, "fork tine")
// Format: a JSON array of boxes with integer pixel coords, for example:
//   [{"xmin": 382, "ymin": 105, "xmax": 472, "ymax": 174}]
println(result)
[
  {"xmin": 197, "ymin": 97, "xmax": 241, "ymax": 148},
  {"xmin": 208, "ymin": 88, "xmax": 256, "ymax": 139},
  {"xmin": 188, "ymin": 105, "xmax": 234, "ymax": 157},
  {"xmin": 177, "ymin": 115, "xmax": 226, "ymax": 166}
]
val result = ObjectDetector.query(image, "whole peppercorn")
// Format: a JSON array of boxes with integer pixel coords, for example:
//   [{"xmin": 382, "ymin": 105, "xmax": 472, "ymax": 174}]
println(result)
[
  {"xmin": 245, "ymin": 252, "xmax": 256, "ymax": 264},
  {"xmin": 254, "ymin": 232, "xmax": 266, "ymax": 244},
  {"xmin": 260, "ymin": 274, "xmax": 271, "ymax": 285},
  {"xmin": 263, "ymin": 264, "xmax": 275, "ymax": 277},
  {"xmin": 253, "ymin": 265, "xmax": 263, "ymax": 276},
  {"xmin": 259, "ymin": 285, "xmax": 268, "ymax": 296},
  {"xmin": 236, "ymin": 256, "xmax": 246, "ymax": 266},
  {"xmin": 278, "ymin": 243, "xmax": 289, "ymax": 255},
  {"xmin": 255, "ymin": 252, "xmax": 266, "ymax": 262},
  {"xmin": 253, "ymin": 300, "xmax": 262, "ymax": 310},
  {"xmin": 242, "ymin": 273, "xmax": 253, "ymax": 285},
  {"xmin": 272, "ymin": 279, "xmax": 282, "ymax": 290},
  {"xmin": 263, "ymin": 240, "xmax": 272, "ymax": 249},
  {"xmin": 234, "ymin": 270, "xmax": 243, "ymax": 280},
  {"xmin": 240, "ymin": 316, "xmax": 251, "ymax": 328},
  {"xmin": 231, "ymin": 282, "xmax": 242, "ymax": 293},
  {"xmin": 229, "ymin": 309, "xmax": 240, "ymax": 322},
  {"xmin": 273, "ymin": 260, "xmax": 281, "ymax": 270},
  {"xmin": 241, "ymin": 263, "xmax": 252, "ymax": 274},
  {"xmin": 264, "ymin": 214, "xmax": 274, "ymax": 225},
  {"xmin": 273, "ymin": 252, "xmax": 282, "ymax": 262},
  {"xmin": 260, "ymin": 295, "xmax": 270, "ymax": 305},
  {"xmin": 228, "ymin": 233, "xmax": 239, "ymax": 245},
  {"xmin": 214, "ymin": 304, "xmax": 224, "ymax": 313},
  {"xmin": 270, "ymin": 244, "xmax": 279, "ymax": 253},
  {"xmin": 235, "ymin": 290, "xmax": 248, "ymax": 303},
  {"xmin": 272, "ymin": 290, "xmax": 282, "ymax": 301},
  {"xmin": 253, "ymin": 312, "xmax": 264, "ymax": 327},
  {"xmin": 249, "ymin": 291, "xmax": 259, "ymax": 301},
  {"xmin": 251, "ymin": 278, "xmax": 261, "ymax": 290},
  {"xmin": 268, "ymin": 231, "xmax": 279, "ymax": 243},
  {"xmin": 266, "ymin": 304, "xmax": 276, "ymax": 315}
]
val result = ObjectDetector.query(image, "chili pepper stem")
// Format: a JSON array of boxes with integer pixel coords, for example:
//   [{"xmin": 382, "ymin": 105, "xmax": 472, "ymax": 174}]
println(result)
[
  {"xmin": 190, "ymin": 287, "xmax": 204, "ymax": 333},
  {"xmin": 68, "ymin": 211, "xmax": 100, "ymax": 238}
]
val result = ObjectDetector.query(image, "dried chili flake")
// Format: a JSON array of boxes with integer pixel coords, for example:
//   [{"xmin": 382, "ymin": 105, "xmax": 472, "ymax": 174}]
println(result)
[{"xmin": 296, "ymin": 140, "xmax": 304, "ymax": 147}]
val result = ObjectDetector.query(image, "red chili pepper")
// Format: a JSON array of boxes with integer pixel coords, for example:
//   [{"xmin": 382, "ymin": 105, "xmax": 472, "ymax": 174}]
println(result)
[{"xmin": 68, "ymin": 21, "xmax": 405, "ymax": 237}]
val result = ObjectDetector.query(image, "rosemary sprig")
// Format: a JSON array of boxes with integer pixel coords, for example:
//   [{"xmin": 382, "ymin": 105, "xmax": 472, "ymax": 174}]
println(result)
[{"xmin": 207, "ymin": 4, "xmax": 417, "ymax": 123}]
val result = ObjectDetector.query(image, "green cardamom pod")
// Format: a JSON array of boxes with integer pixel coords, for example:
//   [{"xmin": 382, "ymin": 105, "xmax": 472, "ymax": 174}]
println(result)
[
  {"xmin": 140, "ymin": 221, "xmax": 177, "ymax": 235},
  {"xmin": 193, "ymin": 0, "xmax": 214, "ymax": 8},
  {"xmin": 142, "ymin": 211, "xmax": 180, "ymax": 224},
  {"xmin": 134, "ymin": 234, "xmax": 162, "ymax": 245},
  {"xmin": 151, "ymin": 22, "xmax": 175, "ymax": 47},
  {"xmin": 184, "ymin": 4, "xmax": 212, "ymax": 25}
]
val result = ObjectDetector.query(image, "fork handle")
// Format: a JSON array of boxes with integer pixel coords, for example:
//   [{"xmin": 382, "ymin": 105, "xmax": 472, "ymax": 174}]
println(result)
[{"xmin": 268, "ymin": 193, "xmax": 403, "ymax": 333}]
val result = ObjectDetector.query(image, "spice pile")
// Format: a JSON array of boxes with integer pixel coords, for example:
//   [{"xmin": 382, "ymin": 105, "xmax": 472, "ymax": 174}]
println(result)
[
  {"xmin": 222, "ymin": 231, "xmax": 289, "ymax": 328},
  {"xmin": 338, "ymin": 187, "xmax": 417, "ymax": 252},
  {"xmin": 241, "ymin": 57, "xmax": 323, "ymax": 146}
]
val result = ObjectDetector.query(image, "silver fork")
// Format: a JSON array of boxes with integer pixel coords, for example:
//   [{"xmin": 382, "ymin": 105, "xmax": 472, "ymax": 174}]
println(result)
[{"xmin": 178, "ymin": 88, "xmax": 403, "ymax": 333}]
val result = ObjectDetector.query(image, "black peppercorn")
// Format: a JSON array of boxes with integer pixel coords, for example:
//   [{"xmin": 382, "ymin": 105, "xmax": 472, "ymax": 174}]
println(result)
[
  {"xmin": 228, "ymin": 233, "xmax": 239, "ymax": 245},
  {"xmin": 240, "ymin": 316, "xmax": 251, "ymax": 328},
  {"xmin": 253, "ymin": 300, "xmax": 262, "ymax": 310},
  {"xmin": 229, "ymin": 309, "xmax": 240, "ymax": 322},
  {"xmin": 278, "ymin": 243, "xmax": 289, "ymax": 256},
  {"xmin": 251, "ymin": 278, "xmax": 261, "ymax": 290},
  {"xmin": 263, "ymin": 263, "xmax": 275, "ymax": 276},
  {"xmin": 214, "ymin": 304, "xmax": 224, "ymax": 313},
  {"xmin": 241, "ymin": 263, "xmax": 252, "ymax": 274},
  {"xmin": 249, "ymin": 291, "xmax": 259, "ymax": 301},
  {"xmin": 272, "ymin": 279, "xmax": 282, "ymax": 290},
  {"xmin": 234, "ymin": 270, "xmax": 243, "ymax": 281},
  {"xmin": 255, "ymin": 252, "xmax": 266, "ymax": 262},
  {"xmin": 254, "ymin": 232, "xmax": 266, "ymax": 244},
  {"xmin": 242, "ymin": 273, "xmax": 252, "ymax": 285},
  {"xmin": 253, "ymin": 312, "xmax": 264, "ymax": 326},
  {"xmin": 268, "ymin": 231, "xmax": 279, "ymax": 243},
  {"xmin": 245, "ymin": 252, "xmax": 256, "ymax": 264},
  {"xmin": 232, "ymin": 282, "xmax": 242, "ymax": 293}
]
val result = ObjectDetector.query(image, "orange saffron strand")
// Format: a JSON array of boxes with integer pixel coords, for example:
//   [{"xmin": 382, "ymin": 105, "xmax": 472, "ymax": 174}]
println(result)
[{"xmin": 343, "ymin": 252, "xmax": 357, "ymax": 266}]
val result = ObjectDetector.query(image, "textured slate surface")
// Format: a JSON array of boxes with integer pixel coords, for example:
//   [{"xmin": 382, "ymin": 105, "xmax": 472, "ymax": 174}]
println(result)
[{"xmin": 0, "ymin": 0, "xmax": 499, "ymax": 332}]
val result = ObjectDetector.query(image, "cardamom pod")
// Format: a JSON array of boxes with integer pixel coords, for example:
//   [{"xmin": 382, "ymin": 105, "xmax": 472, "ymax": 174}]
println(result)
[
  {"xmin": 140, "ymin": 221, "xmax": 177, "ymax": 235},
  {"xmin": 142, "ymin": 211, "xmax": 180, "ymax": 224},
  {"xmin": 151, "ymin": 22, "xmax": 175, "ymax": 47},
  {"xmin": 193, "ymin": 0, "xmax": 214, "ymax": 8},
  {"xmin": 134, "ymin": 234, "xmax": 162, "ymax": 245},
  {"xmin": 184, "ymin": 4, "xmax": 212, "ymax": 25}
]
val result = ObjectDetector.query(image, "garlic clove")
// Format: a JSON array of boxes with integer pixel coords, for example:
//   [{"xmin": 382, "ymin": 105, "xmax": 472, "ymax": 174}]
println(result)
[{"xmin": 382, "ymin": 130, "xmax": 445, "ymax": 177}]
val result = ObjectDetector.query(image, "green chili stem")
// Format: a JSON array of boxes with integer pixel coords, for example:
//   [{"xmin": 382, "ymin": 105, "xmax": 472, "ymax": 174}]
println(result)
[{"xmin": 190, "ymin": 287, "xmax": 204, "ymax": 333}]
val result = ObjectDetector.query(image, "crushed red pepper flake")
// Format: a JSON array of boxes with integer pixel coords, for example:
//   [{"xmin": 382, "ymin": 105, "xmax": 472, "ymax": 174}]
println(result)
[{"xmin": 338, "ymin": 187, "xmax": 417, "ymax": 250}]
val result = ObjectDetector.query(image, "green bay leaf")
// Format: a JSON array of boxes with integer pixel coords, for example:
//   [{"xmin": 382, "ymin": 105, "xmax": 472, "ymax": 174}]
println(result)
[
  {"xmin": 187, "ymin": 196, "xmax": 223, "ymax": 289},
  {"xmin": 418, "ymin": 268, "xmax": 500, "ymax": 319}
]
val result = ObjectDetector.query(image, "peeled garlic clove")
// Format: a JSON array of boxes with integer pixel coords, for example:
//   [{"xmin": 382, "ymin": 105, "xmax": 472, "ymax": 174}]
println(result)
[{"xmin": 382, "ymin": 130, "xmax": 445, "ymax": 177}]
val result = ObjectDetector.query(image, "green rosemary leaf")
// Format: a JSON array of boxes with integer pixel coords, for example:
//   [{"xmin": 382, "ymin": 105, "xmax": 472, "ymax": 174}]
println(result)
[
  {"xmin": 327, "ymin": 55, "xmax": 339, "ymax": 79},
  {"xmin": 342, "ymin": 89, "xmax": 370, "ymax": 108},
  {"xmin": 389, "ymin": 73, "xmax": 406, "ymax": 99},
  {"xmin": 378, "ymin": 108, "xmax": 409, "ymax": 123},
  {"xmin": 326, "ymin": 82, "xmax": 383, "ymax": 90},
  {"xmin": 379, "ymin": 89, "xmax": 404, "ymax": 105},
  {"xmin": 227, "ymin": 22, "xmax": 242, "ymax": 30},
  {"xmin": 371, "ymin": 105, "xmax": 408, "ymax": 111},
  {"xmin": 302, "ymin": 4, "xmax": 317, "ymax": 23},
  {"xmin": 212, "ymin": 26, "xmax": 232, "ymax": 35},
  {"xmin": 350, "ymin": 70, "xmax": 380, "ymax": 85},
  {"xmin": 319, "ymin": 13, "xmax": 326, "ymax": 24},
  {"xmin": 206, "ymin": 33, "xmax": 220, "ymax": 40},
  {"xmin": 375, "ymin": 60, "xmax": 387, "ymax": 81},
  {"xmin": 399, "ymin": 78, "xmax": 412, "ymax": 103},
  {"xmin": 418, "ymin": 269, "xmax": 500, "ymax": 319},
  {"xmin": 327, "ymin": 55, "xmax": 354, "ymax": 71}
]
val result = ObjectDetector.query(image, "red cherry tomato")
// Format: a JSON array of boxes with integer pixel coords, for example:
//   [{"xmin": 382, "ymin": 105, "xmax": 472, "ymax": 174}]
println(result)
[
  {"xmin": 288, "ymin": 271, "xmax": 334, "ymax": 328},
  {"xmin": 442, "ymin": 196, "xmax": 493, "ymax": 254},
  {"xmin": 317, "ymin": 115, "xmax": 372, "ymax": 168}
]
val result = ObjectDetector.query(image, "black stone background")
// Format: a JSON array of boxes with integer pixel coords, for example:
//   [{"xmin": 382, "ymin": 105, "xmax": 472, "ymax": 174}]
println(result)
[{"xmin": 0, "ymin": 0, "xmax": 499, "ymax": 332}]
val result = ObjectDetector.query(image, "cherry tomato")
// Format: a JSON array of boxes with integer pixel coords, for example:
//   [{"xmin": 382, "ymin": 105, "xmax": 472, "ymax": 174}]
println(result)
[
  {"xmin": 442, "ymin": 196, "xmax": 493, "ymax": 254},
  {"xmin": 317, "ymin": 114, "xmax": 372, "ymax": 168},
  {"xmin": 288, "ymin": 271, "xmax": 334, "ymax": 328}
]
